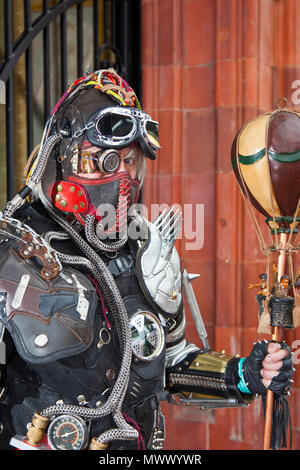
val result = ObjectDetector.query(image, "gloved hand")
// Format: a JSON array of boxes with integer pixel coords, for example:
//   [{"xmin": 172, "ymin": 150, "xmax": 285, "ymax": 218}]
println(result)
[{"xmin": 242, "ymin": 340, "xmax": 294, "ymax": 396}]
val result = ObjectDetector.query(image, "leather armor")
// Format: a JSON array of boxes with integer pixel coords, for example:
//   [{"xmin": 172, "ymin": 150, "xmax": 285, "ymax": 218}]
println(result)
[{"xmin": 0, "ymin": 203, "xmax": 252, "ymax": 450}]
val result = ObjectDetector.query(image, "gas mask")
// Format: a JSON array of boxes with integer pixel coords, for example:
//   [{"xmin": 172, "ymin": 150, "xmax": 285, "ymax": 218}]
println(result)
[{"xmin": 49, "ymin": 160, "xmax": 140, "ymax": 237}]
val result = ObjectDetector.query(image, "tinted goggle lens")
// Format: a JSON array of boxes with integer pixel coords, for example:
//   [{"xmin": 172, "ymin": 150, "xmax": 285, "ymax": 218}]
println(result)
[
  {"xmin": 87, "ymin": 108, "xmax": 160, "ymax": 159},
  {"xmin": 145, "ymin": 120, "xmax": 160, "ymax": 149},
  {"xmin": 97, "ymin": 113, "xmax": 134, "ymax": 138}
]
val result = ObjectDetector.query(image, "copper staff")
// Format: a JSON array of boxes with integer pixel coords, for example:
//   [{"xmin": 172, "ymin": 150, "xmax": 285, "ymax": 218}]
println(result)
[{"xmin": 263, "ymin": 232, "xmax": 287, "ymax": 450}]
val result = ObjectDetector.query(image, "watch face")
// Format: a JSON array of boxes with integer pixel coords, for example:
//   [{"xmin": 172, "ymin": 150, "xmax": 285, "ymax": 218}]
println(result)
[
  {"xmin": 130, "ymin": 310, "xmax": 164, "ymax": 361},
  {"xmin": 47, "ymin": 415, "xmax": 88, "ymax": 450}
]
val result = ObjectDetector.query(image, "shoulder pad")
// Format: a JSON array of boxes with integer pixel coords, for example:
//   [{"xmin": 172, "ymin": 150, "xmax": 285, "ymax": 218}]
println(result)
[
  {"xmin": 130, "ymin": 208, "xmax": 182, "ymax": 316},
  {"xmin": 0, "ymin": 232, "xmax": 97, "ymax": 364}
]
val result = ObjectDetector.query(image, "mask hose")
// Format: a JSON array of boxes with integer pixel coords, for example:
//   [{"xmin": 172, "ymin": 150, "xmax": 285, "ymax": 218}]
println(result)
[
  {"xmin": 4, "ymin": 133, "xmax": 62, "ymax": 218},
  {"xmin": 84, "ymin": 213, "xmax": 128, "ymax": 252}
]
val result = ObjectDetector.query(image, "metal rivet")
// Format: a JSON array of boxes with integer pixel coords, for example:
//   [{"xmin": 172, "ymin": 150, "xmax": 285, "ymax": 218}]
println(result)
[
  {"xmin": 70, "ymin": 186, "xmax": 75, "ymax": 192},
  {"xmin": 60, "ymin": 200, "xmax": 67, "ymax": 208},
  {"xmin": 56, "ymin": 184, "xmax": 63, "ymax": 192},
  {"xmin": 78, "ymin": 190, "xmax": 83, "ymax": 197},
  {"xmin": 77, "ymin": 394, "xmax": 87, "ymax": 405},
  {"xmin": 55, "ymin": 194, "xmax": 62, "ymax": 201},
  {"xmin": 34, "ymin": 334, "xmax": 48, "ymax": 348},
  {"xmin": 80, "ymin": 202, "xmax": 85, "ymax": 208},
  {"xmin": 73, "ymin": 204, "xmax": 78, "ymax": 211},
  {"xmin": 106, "ymin": 369, "xmax": 116, "ymax": 381}
]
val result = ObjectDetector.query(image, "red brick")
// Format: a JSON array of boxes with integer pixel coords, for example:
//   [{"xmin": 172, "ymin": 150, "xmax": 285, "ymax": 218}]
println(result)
[
  {"xmin": 141, "ymin": 0, "xmax": 155, "ymax": 67},
  {"xmin": 215, "ymin": 172, "xmax": 238, "ymax": 262},
  {"xmin": 182, "ymin": 259, "xmax": 215, "ymax": 327},
  {"xmin": 295, "ymin": 0, "xmax": 300, "ymax": 66},
  {"xmin": 282, "ymin": 0, "xmax": 296, "ymax": 67},
  {"xmin": 215, "ymin": 60, "xmax": 238, "ymax": 108},
  {"xmin": 141, "ymin": 65, "xmax": 160, "ymax": 114},
  {"xmin": 162, "ymin": 404, "xmax": 210, "ymax": 449},
  {"xmin": 242, "ymin": 58, "xmax": 259, "ymax": 107},
  {"xmin": 241, "ymin": 262, "xmax": 269, "ymax": 329},
  {"xmin": 157, "ymin": 0, "xmax": 174, "ymax": 65},
  {"xmin": 185, "ymin": 0, "xmax": 216, "ymax": 66},
  {"xmin": 158, "ymin": 65, "xmax": 183, "ymax": 109},
  {"xmin": 240, "ymin": 397, "xmax": 264, "ymax": 448},
  {"xmin": 158, "ymin": 109, "xmax": 184, "ymax": 175},
  {"xmin": 258, "ymin": 0, "xmax": 273, "ymax": 66},
  {"xmin": 181, "ymin": 173, "xmax": 215, "ymax": 261},
  {"xmin": 258, "ymin": 62, "xmax": 273, "ymax": 111},
  {"xmin": 184, "ymin": 109, "xmax": 216, "ymax": 174},
  {"xmin": 282, "ymin": 66, "xmax": 300, "ymax": 114},
  {"xmin": 241, "ymin": 0, "xmax": 259, "ymax": 59},
  {"xmin": 214, "ymin": 326, "xmax": 242, "ymax": 355},
  {"xmin": 184, "ymin": 65, "xmax": 214, "ymax": 109},
  {"xmin": 215, "ymin": 0, "xmax": 234, "ymax": 61},
  {"xmin": 216, "ymin": 107, "xmax": 239, "ymax": 173}
]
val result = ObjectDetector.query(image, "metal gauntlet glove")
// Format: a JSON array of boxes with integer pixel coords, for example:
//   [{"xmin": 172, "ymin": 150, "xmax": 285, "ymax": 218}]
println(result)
[{"xmin": 166, "ymin": 349, "xmax": 254, "ymax": 410}]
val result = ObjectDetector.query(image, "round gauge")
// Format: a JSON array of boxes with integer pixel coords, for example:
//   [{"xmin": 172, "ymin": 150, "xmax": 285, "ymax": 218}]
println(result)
[
  {"xmin": 130, "ymin": 310, "xmax": 164, "ymax": 361},
  {"xmin": 47, "ymin": 414, "xmax": 88, "ymax": 451}
]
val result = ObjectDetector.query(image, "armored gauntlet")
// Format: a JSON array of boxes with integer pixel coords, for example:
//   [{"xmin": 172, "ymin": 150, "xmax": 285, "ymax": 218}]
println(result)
[{"xmin": 166, "ymin": 349, "xmax": 254, "ymax": 410}]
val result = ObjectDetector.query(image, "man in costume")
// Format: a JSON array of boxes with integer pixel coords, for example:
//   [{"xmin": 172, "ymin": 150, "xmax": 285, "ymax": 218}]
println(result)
[{"xmin": 0, "ymin": 70, "xmax": 294, "ymax": 450}]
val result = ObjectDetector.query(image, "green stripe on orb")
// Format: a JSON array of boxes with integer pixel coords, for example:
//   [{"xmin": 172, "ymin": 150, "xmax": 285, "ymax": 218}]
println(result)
[
  {"xmin": 238, "ymin": 148, "xmax": 266, "ymax": 165},
  {"xmin": 268, "ymin": 148, "xmax": 300, "ymax": 162}
]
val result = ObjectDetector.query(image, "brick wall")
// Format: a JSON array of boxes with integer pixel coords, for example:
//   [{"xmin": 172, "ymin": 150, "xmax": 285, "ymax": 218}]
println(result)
[{"xmin": 141, "ymin": 0, "xmax": 300, "ymax": 450}]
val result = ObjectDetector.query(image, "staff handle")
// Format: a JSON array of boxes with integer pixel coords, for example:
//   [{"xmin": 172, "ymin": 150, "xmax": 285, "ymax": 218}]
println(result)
[{"xmin": 263, "ymin": 233, "xmax": 287, "ymax": 450}]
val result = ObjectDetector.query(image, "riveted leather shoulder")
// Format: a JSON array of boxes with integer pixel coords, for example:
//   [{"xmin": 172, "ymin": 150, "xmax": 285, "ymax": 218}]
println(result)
[{"xmin": 0, "ymin": 237, "xmax": 97, "ymax": 364}]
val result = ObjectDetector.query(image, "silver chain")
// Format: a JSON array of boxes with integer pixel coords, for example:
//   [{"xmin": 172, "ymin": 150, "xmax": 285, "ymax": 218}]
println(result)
[
  {"xmin": 39, "ymin": 202, "xmax": 138, "ymax": 444},
  {"xmin": 84, "ymin": 213, "xmax": 128, "ymax": 252}
]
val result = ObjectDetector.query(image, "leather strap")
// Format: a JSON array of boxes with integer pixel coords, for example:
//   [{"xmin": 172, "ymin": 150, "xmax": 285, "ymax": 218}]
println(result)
[{"xmin": 106, "ymin": 254, "xmax": 134, "ymax": 277}]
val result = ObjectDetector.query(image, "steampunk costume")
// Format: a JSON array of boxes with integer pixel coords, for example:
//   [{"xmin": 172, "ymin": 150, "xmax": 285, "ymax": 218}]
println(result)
[{"xmin": 0, "ymin": 70, "xmax": 293, "ymax": 450}]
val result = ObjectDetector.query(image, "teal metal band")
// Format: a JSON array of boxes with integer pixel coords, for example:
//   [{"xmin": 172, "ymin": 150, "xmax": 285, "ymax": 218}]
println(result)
[{"xmin": 237, "ymin": 358, "xmax": 251, "ymax": 394}]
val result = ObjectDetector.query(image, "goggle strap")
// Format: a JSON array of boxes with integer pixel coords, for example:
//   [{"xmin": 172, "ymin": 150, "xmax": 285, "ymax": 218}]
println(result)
[{"xmin": 73, "ymin": 121, "xmax": 95, "ymax": 139}]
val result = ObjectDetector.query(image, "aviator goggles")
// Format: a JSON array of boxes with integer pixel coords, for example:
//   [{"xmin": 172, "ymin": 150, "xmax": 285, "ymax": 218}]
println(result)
[{"xmin": 73, "ymin": 107, "xmax": 160, "ymax": 160}]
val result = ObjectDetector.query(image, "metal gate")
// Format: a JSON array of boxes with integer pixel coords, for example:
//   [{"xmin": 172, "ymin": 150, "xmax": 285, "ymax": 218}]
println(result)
[{"xmin": 0, "ymin": 0, "xmax": 141, "ymax": 204}]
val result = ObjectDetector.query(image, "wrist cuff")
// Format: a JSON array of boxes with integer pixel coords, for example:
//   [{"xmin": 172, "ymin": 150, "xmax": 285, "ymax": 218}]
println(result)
[{"xmin": 237, "ymin": 358, "xmax": 251, "ymax": 394}]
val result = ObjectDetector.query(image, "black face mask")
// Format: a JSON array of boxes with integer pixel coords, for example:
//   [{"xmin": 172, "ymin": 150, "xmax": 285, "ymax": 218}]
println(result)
[{"xmin": 48, "ymin": 171, "xmax": 140, "ymax": 235}]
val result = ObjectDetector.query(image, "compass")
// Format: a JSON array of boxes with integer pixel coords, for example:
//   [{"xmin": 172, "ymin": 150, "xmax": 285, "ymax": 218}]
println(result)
[{"xmin": 47, "ymin": 414, "xmax": 88, "ymax": 450}]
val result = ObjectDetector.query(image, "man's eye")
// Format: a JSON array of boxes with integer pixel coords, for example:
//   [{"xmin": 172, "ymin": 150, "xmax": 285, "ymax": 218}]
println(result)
[{"xmin": 124, "ymin": 157, "xmax": 134, "ymax": 165}]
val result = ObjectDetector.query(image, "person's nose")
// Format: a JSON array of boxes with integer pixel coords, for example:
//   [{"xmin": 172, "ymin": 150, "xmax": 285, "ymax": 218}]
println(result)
[
  {"xmin": 118, "ymin": 159, "xmax": 126, "ymax": 172},
  {"xmin": 116, "ymin": 158, "xmax": 131, "ymax": 175}
]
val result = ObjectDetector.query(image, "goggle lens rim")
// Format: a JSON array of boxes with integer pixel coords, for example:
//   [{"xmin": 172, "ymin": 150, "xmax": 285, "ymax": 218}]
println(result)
[{"xmin": 86, "ymin": 107, "xmax": 160, "ymax": 160}]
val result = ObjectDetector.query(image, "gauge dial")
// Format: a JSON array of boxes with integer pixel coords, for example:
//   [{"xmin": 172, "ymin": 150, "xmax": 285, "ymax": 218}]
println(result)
[{"xmin": 47, "ymin": 414, "xmax": 88, "ymax": 450}]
